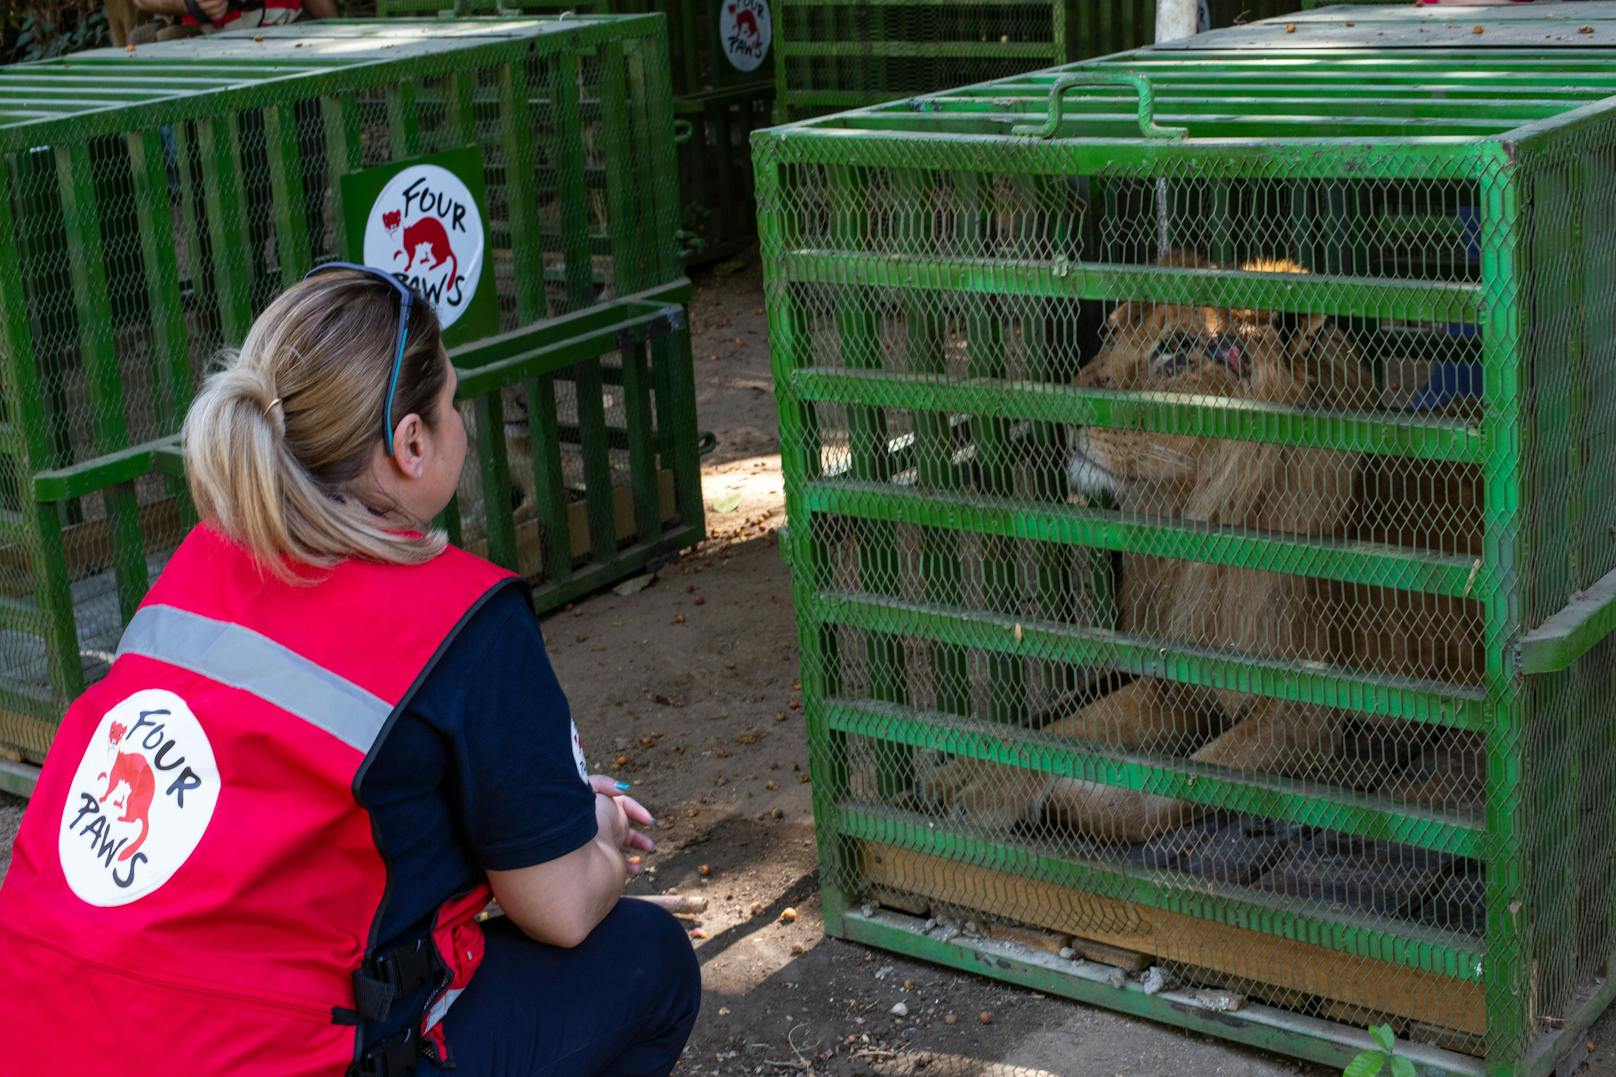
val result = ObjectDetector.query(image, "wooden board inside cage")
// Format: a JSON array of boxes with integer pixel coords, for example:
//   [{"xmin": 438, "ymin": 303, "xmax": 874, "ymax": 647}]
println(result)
[
  {"xmin": 460, "ymin": 468, "xmax": 679, "ymax": 578},
  {"xmin": 0, "ymin": 495, "xmax": 185, "ymax": 596},
  {"xmin": 855, "ymin": 841, "xmax": 1486, "ymax": 1041}
]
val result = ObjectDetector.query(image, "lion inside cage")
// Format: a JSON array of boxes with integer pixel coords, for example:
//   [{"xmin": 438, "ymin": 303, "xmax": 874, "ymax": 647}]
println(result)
[
  {"xmin": 908, "ymin": 248, "xmax": 1487, "ymax": 845},
  {"xmin": 775, "ymin": 165, "xmax": 1501, "ymax": 1034}
]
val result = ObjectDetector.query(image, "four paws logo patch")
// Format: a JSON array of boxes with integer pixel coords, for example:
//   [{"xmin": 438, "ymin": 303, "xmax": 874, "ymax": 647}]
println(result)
[{"xmin": 58, "ymin": 689, "xmax": 219, "ymax": 907}]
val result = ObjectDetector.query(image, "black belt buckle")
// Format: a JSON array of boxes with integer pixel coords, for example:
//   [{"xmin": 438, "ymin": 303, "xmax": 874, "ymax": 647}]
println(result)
[
  {"xmin": 355, "ymin": 938, "xmax": 437, "ymax": 1024},
  {"xmin": 353, "ymin": 960, "xmax": 400, "ymax": 1025},
  {"xmin": 352, "ymin": 1025, "xmax": 419, "ymax": 1077}
]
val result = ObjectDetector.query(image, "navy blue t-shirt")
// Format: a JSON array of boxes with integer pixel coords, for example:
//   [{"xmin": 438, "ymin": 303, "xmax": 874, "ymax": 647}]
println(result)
[{"xmin": 357, "ymin": 585, "xmax": 597, "ymax": 1047}]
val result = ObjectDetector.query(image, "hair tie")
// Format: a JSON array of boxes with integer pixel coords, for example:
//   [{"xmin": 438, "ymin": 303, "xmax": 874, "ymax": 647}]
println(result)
[{"xmin": 264, "ymin": 397, "xmax": 282, "ymax": 417}]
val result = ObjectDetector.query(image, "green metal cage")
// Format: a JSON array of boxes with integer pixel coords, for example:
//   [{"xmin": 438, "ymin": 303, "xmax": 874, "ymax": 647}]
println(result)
[
  {"xmin": 0, "ymin": 17, "xmax": 703, "ymax": 764},
  {"xmin": 377, "ymin": 0, "xmax": 774, "ymax": 264},
  {"xmin": 772, "ymin": 0, "xmax": 1302, "ymax": 122},
  {"xmin": 755, "ymin": 3, "xmax": 1616, "ymax": 1073}
]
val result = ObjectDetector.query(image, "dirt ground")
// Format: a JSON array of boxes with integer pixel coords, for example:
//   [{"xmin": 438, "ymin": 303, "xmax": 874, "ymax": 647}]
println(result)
[{"xmin": 5, "ymin": 256, "xmax": 1616, "ymax": 1076}]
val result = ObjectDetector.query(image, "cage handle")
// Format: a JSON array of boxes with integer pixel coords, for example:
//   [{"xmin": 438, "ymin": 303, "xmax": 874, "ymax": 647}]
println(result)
[{"xmin": 1011, "ymin": 72, "xmax": 1187, "ymax": 141}]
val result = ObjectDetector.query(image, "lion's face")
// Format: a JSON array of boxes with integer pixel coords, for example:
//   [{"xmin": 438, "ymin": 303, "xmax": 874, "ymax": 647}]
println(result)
[
  {"xmin": 1065, "ymin": 257, "xmax": 1372, "ymax": 523},
  {"xmin": 1067, "ymin": 300, "xmax": 1313, "ymax": 506}
]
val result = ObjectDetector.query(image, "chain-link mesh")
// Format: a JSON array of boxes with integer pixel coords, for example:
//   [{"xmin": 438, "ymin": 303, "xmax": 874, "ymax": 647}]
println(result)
[
  {"xmin": 0, "ymin": 17, "xmax": 688, "ymax": 756},
  {"xmin": 449, "ymin": 307, "xmax": 703, "ymax": 593},
  {"xmin": 775, "ymin": 0, "xmax": 1299, "ymax": 121},
  {"xmin": 756, "ymin": 40, "xmax": 1616, "ymax": 1071}
]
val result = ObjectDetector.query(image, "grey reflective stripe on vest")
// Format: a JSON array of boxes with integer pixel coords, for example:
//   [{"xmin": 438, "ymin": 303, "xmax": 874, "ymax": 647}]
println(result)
[{"xmin": 116, "ymin": 604, "xmax": 393, "ymax": 753}]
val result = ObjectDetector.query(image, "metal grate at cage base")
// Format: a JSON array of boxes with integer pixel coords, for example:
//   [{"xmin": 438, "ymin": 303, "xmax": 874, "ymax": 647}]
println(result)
[{"xmin": 756, "ymin": 7, "xmax": 1616, "ymax": 1072}]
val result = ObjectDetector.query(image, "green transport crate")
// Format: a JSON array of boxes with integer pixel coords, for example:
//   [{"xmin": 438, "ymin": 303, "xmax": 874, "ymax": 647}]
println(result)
[
  {"xmin": 755, "ymin": 2, "xmax": 1616, "ymax": 1072},
  {"xmin": 378, "ymin": 0, "xmax": 774, "ymax": 265},
  {"xmin": 773, "ymin": 0, "xmax": 1301, "ymax": 122},
  {"xmin": 0, "ymin": 16, "xmax": 704, "ymax": 765}
]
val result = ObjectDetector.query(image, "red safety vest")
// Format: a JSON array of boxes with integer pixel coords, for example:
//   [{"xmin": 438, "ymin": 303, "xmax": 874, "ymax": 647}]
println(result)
[{"xmin": 0, "ymin": 523, "xmax": 519, "ymax": 1076}]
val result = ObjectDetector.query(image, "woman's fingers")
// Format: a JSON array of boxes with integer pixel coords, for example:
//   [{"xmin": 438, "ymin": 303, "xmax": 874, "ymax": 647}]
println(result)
[
  {"xmin": 588, "ymin": 776, "xmax": 656, "ymax": 866},
  {"xmin": 623, "ymin": 828, "xmax": 656, "ymax": 854},
  {"xmin": 616, "ymin": 794, "xmax": 655, "ymax": 828},
  {"xmin": 587, "ymin": 777, "xmax": 656, "ymax": 825}
]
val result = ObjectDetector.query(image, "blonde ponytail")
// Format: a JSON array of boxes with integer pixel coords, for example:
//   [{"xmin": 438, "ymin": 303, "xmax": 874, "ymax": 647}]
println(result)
[{"xmin": 182, "ymin": 271, "xmax": 452, "ymax": 583}]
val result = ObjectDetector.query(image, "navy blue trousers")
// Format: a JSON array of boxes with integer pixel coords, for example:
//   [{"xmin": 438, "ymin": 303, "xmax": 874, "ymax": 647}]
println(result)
[{"xmin": 420, "ymin": 898, "xmax": 701, "ymax": 1077}]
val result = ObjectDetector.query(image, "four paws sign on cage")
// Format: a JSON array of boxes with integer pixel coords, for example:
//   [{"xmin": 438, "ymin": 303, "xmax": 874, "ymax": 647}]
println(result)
[{"xmin": 344, "ymin": 148, "xmax": 498, "ymax": 346}]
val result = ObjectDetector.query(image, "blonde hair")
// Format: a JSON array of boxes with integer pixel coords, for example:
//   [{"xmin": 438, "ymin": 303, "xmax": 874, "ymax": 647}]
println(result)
[{"xmin": 182, "ymin": 270, "xmax": 452, "ymax": 582}]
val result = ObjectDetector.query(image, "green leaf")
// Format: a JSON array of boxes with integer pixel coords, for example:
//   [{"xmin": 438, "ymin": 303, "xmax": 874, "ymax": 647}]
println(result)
[
  {"xmin": 1369, "ymin": 1025, "xmax": 1396, "ymax": 1053},
  {"xmin": 709, "ymin": 491, "xmax": 743, "ymax": 513},
  {"xmin": 1388, "ymin": 1058, "xmax": 1416, "ymax": 1077},
  {"xmin": 1343, "ymin": 1053, "xmax": 1385, "ymax": 1077}
]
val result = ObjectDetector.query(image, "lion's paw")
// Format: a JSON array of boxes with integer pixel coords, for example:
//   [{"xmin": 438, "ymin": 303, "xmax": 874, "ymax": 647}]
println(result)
[
  {"xmin": 1047, "ymin": 779, "xmax": 1195, "ymax": 844},
  {"xmin": 916, "ymin": 755, "xmax": 1054, "ymax": 831}
]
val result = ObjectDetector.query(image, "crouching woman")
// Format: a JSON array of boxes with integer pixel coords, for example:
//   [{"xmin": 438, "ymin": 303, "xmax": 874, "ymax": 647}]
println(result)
[{"xmin": 0, "ymin": 266, "xmax": 700, "ymax": 1076}]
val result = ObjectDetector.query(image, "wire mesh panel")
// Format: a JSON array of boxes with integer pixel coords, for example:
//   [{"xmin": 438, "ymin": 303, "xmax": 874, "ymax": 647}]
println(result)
[
  {"xmin": 0, "ymin": 16, "xmax": 690, "ymax": 759},
  {"xmin": 377, "ymin": 1, "xmax": 776, "ymax": 263},
  {"xmin": 773, "ymin": 0, "xmax": 1301, "ymax": 122},
  {"xmin": 447, "ymin": 297, "xmax": 705, "ymax": 615},
  {"xmin": 756, "ymin": 15, "xmax": 1616, "ymax": 1072}
]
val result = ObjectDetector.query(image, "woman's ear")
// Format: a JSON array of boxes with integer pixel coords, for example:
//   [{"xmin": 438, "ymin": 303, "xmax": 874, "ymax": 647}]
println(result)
[{"xmin": 388, "ymin": 412, "xmax": 430, "ymax": 480}]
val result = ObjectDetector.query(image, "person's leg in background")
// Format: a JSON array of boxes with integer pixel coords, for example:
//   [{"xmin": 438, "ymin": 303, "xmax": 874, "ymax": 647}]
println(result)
[{"xmin": 424, "ymin": 898, "xmax": 702, "ymax": 1076}]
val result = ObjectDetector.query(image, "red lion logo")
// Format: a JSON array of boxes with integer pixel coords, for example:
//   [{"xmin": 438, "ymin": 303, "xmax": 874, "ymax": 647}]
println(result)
[
  {"xmin": 394, "ymin": 217, "xmax": 459, "ymax": 288},
  {"xmin": 731, "ymin": 5, "xmax": 759, "ymax": 37},
  {"xmin": 94, "ymin": 721, "xmax": 155, "ymax": 863}
]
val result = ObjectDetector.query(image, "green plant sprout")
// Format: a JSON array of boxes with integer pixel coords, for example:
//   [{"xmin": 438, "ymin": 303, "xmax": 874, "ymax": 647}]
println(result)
[{"xmin": 1345, "ymin": 1024, "xmax": 1416, "ymax": 1077}]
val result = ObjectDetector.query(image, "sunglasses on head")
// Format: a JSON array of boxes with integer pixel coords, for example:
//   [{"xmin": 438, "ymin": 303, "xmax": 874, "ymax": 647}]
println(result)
[{"xmin": 302, "ymin": 261, "xmax": 422, "ymax": 457}]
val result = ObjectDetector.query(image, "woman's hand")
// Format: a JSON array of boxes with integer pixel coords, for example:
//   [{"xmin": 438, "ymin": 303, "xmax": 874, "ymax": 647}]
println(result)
[
  {"xmin": 488, "ymin": 777, "xmax": 660, "ymax": 948},
  {"xmin": 589, "ymin": 775, "xmax": 655, "ymax": 875}
]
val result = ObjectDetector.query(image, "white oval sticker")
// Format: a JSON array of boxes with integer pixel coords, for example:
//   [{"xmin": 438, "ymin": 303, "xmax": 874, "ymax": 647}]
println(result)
[
  {"xmin": 570, "ymin": 719, "xmax": 589, "ymax": 784},
  {"xmin": 59, "ymin": 689, "xmax": 220, "ymax": 907},
  {"xmin": 362, "ymin": 164, "xmax": 486, "ymax": 331},
  {"xmin": 719, "ymin": 0, "xmax": 771, "ymax": 73}
]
